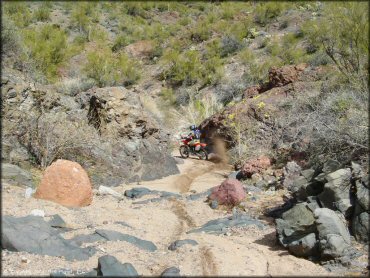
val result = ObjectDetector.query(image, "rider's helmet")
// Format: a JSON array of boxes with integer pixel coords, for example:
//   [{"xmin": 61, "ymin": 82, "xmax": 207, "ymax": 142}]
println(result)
[{"xmin": 189, "ymin": 124, "xmax": 196, "ymax": 130}]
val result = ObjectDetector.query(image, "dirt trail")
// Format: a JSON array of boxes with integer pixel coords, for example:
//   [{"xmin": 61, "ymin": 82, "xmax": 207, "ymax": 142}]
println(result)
[{"xmin": 2, "ymin": 153, "xmax": 334, "ymax": 276}]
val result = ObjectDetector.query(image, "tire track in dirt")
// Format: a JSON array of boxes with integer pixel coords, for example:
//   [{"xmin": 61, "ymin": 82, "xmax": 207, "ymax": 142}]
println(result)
[
  {"xmin": 200, "ymin": 246, "xmax": 218, "ymax": 275},
  {"xmin": 169, "ymin": 199, "xmax": 196, "ymax": 241}
]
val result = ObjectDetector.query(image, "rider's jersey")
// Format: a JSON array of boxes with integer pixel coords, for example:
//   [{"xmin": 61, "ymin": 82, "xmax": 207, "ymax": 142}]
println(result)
[{"xmin": 194, "ymin": 129, "xmax": 201, "ymax": 139}]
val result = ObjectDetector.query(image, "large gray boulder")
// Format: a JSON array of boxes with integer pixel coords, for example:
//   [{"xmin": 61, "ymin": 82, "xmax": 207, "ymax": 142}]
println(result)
[
  {"xmin": 317, "ymin": 168, "xmax": 352, "ymax": 217},
  {"xmin": 97, "ymin": 255, "xmax": 138, "ymax": 277},
  {"xmin": 355, "ymin": 180, "xmax": 369, "ymax": 212},
  {"xmin": 2, "ymin": 215, "xmax": 96, "ymax": 260},
  {"xmin": 287, "ymin": 233, "xmax": 318, "ymax": 257},
  {"xmin": 314, "ymin": 208, "xmax": 351, "ymax": 259},
  {"xmin": 1, "ymin": 163, "xmax": 34, "ymax": 188},
  {"xmin": 276, "ymin": 203, "xmax": 317, "ymax": 248},
  {"xmin": 352, "ymin": 203, "xmax": 369, "ymax": 243}
]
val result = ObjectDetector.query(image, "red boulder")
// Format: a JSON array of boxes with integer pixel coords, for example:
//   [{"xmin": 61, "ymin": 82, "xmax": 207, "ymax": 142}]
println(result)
[
  {"xmin": 208, "ymin": 179, "xmax": 246, "ymax": 206},
  {"xmin": 34, "ymin": 159, "xmax": 93, "ymax": 207},
  {"xmin": 241, "ymin": 155, "xmax": 271, "ymax": 178}
]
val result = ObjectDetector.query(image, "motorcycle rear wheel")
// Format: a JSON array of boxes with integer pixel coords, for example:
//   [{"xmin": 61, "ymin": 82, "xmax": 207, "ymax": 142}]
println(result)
[
  {"xmin": 198, "ymin": 149, "xmax": 208, "ymax": 160},
  {"xmin": 179, "ymin": 145, "xmax": 190, "ymax": 158}
]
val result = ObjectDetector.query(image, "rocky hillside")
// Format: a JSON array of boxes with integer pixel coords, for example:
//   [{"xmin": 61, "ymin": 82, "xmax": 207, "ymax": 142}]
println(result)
[
  {"xmin": 2, "ymin": 68, "xmax": 179, "ymax": 186},
  {"xmin": 1, "ymin": 1, "xmax": 369, "ymax": 277}
]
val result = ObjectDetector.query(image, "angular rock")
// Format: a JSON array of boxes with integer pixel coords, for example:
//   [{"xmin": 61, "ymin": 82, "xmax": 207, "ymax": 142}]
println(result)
[
  {"xmin": 186, "ymin": 188, "xmax": 213, "ymax": 201},
  {"xmin": 161, "ymin": 267, "xmax": 180, "ymax": 277},
  {"xmin": 240, "ymin": 156, "xmax": 271, "ymax": 178},
  {"xmin": 98, "ymin": 185, "xmax": 123, "ymax": 199},
  {"xmin": 356, "ymin": 180, "xmax": 369, "ymax": 212},
  {"xmin": 98, "ymin": 255, "xmax": 138, "ymax": 277},
  {"xmin": 283, "ymin": 161, "xmax": 302, "ymax": 190},
  {"xmin": 276, "ymin": 203, "xmax": 316, "ymax": 247},
  {"xmin": 228, "ymin": 171, "xmax": 243, "ymax": 180},
  {"xmin": 301, "ymin": 169, "xmax": 315, "ymax": 182},
  {"xmin": 2, "ymin": 215, "xmax": 96, "ymax": 260},
  {"xmin": 350, "ymin": 161, "xmax": 364, "ymax": 180},
  {"xmin": 71, "ymin": 233, "xmax": 106, "ymax": 246},
  {"xmin": 168, "ymin": 239, "xmax": 198, "ymax": 251},
  {"xmin": 25, "ymin": 187, "xmax": 35, "ymax": 198},
  {"xmin": 317, "ymin": 168, "xmax": 352, "ymax": 216},
  {"xmin": 1, "ymin": 163, "xmax": 34, "ymax": 188},
  {"xmin": 114, "ymin": 221, "xmax": 132, "ymax": 228},
  {"xmin": 210, "ymin": 200, "xmax": 218, "ymax": 209},
  {"xmin": 287, "ymin": 233, "xmax": 319, "ymax": 257},
  {"xmin": 322, "ymin": 159, "xmax": 341, "ymax": 174},
  {"xmin": 95, "ymin": 229, "xmax": 157, "ymax": 252},
  {"xmin": 314, "ymin": 208, "xmax": 351, "ymax": 259},
  {"xmin": 352, "ymin": 203, "xmax": 369, "ymax": 243},
  {"xmin": 124, "ymin": 187, "xmax": 152, "ymax": 199},
  {"xmin": 208, "ymin": 179, "xmax": 246, "ymax": 206},
  {"xmin": 187, "ymin": 214, "xmax": 265, "ymax": 235},
  {"xmin": 30, "ymin": 209, "xmax": 45, "ymax": 217},
  {"xmin": 268, "ymin": 64, "xmax": 307, "ymax": 87},
  {"xmin": 34, "ymin": 160, "xmax": 93, "ymax": 207}
]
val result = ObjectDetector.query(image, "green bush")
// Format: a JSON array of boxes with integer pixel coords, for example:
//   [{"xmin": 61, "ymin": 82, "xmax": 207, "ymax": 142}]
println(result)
[
  {"xmin": 84, "ymin": 46, "xmax": 140, "ymax": 87},
  {"xmin": 254, "ymin": 2, "xmax": 287, "ymax": 26},
  {"xmin": 160, "ymin": 49, "xmax": 223, "ymax": 87},
  {"xmin": 189, "ymin": 21, "xmax": 212, "ymax": 42},
  {"xmin": 220, "ymin": 35, "xmax": 242, "ymax": 57},
  {"xmin": 112, "ymin": 35, "xmax": 129, "ymax": 52},
  {"xmin": 161, "ymin": 88, "xmax": 176, "ymax": 105},
  {"xmin": 1, "ymin": 15, "xmax": 24, "ymax": 56},
  {"xmin": 302, "ymin": 2, "xmax": 369, "ymax": 91},
  {"xmin": 4, "ymin": 2, "xmax": 32, "ymax": 28},
  {"xmin": 239, "ymin": 48, "xmax": 256, "ymax": 66},
  {"xmin": 34, "ymin": 3, "xmax": 51, "ymax": 22},
  {"xmin": 22, "ymin": 24, "xmax": 68, "ymax": 82}
]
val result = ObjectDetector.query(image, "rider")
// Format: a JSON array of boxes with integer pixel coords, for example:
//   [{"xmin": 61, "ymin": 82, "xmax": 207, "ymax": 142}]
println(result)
[{"xmin": 188, "ymin": 125, "xmax": 201, "ymax": 151}]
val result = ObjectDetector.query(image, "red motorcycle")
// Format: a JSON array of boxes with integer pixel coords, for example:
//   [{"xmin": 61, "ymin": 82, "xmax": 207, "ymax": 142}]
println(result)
[{"xmin": 179, "ymin": 134, "xmax": 208, "ymax": 160}]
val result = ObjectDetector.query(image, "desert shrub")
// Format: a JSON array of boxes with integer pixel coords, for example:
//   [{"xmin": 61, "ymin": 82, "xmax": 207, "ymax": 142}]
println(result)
[
  {"xmin": 161, "ymin": 87, "xmax": 176, "ymax": 105},
  {"xmin": 70, "ymin": 2, "xmax": 99, "ymax": 35},
  {"xmin": 302, "ymin": 2, "xmax": 369, "ymax": 91},
  {"xmin": 239, "ymin": 48, "xmax": 256, "ymax": 66},
  {"xmin": 16, "ymin": 111, "xmax": 99, "ymax": 168},
  {"xmin": 160, "ymin": 48, "xmax": 223, "ymax": 87},
  {"xmin": 125, "ymin": 2, "xmax": 147, "ymax": 17},
  {"xmin": 273, "ymin": 88, "xmax": 368, "ymax": 166},
  {"xmin": 175, "ymin": 87, "xmax": 191, "ymax": 106},
  {"xmin": 220, "ymin": 35, "xmax": 242, "ymax": 57},
  {"xmin": 84, "ymin": 46, "xmax": 140, "ymax": 87},
  {"xmin": 88, "ymin": 24, "xmax": 108, "ymax": 43},
  {"xmin": 244, "ymin": 57, "xmax": 282, "ymax": 85},
  {"xmin": 215, "ymin": 81, "xmax": 246, "ymax": 105},
  {"xmin": 308, "ymin": 51, "xmax": 332, "ymax": 67},
  {"xmin": 3, "ymin": 2, "xmax": 32, "ymax": 28},
  {"xmin": 171, "ymin": 93, "xmax": 223, "ymax": 126},
  {"xmin": 1, "ymin": 15, "xmax": 25, "ymax": 57},
  {"xmin": 34, "ymin": 3, "xmax": 51, "ymax": 22},
  {"xmin": 22, "ymin": 24, "xmax": 68, "ymax": 82},
  {"xmin": 55, "ymin": 78, "xmax": 96, "ymax": 96},
  {"xmin": 112, "ymin": 35, "xmax": 129, "ymax": 52},
  {"xmin": 254, "ymin": 2, "xmax": 287, "ymax": 26},
  {"xmin": 189, "ymin": 21, "xmax": 212, "ymax": 42}
]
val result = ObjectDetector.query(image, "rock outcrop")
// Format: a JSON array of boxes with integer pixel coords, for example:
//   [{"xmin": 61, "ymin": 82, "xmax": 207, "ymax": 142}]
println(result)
[
  {"xmin": 1, "ymin": 70, "xmax": 179, "ymax": 187},
  {"xmin": 240, "ymin": 155, "xmax": 271, "ymax": 178},
  {"xmin": 275, "ymin": 160, "xmax": 368, "ymax": 263},
  {"xmin": 34, "ymin": 159, "xmax": 93, "ymax": 207},
  {"xmin": 2, "ymin": 215, "xmax": 96, "ymax": 261}
]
